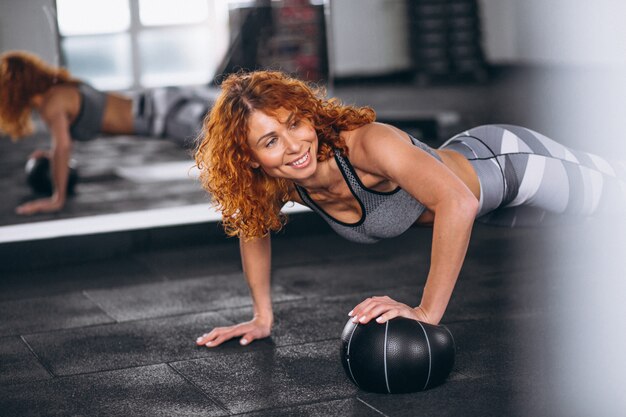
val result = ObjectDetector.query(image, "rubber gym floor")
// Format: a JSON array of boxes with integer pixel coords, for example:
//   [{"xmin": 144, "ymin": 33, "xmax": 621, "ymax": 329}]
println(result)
[{"xmin": 1, "ymin": 67, "xmax": 624, "ymax": 416}]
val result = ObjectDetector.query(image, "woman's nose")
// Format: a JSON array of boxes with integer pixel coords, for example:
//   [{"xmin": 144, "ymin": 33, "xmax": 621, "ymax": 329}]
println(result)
[{"xmin": 284, "ymin": 135, "xmax": 301, "ymax": 153}]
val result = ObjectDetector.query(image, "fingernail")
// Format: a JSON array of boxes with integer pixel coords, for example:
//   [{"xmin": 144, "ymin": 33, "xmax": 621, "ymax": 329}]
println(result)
[
  {"xmin": 240, "ymin": 338, "xmax": 248, "ymax": 345},
  {"xmin": 196, "ymin": 337, "xmax": 202, "ymax": 343},
  {"xmin": 359, "ymin": 316, "xmax": 367, "ymax": 323},
  {"xmin": 205, "ymin": 341, "xmax": 212, "ymax": 347},
  {"xmin": 376, "ymin": 316, "xmax": 383, "ymax": 323},
  {"xmin": 348, "ymin": 310, "xmax": 353, "ymax": 316},
  {"xmin": 351, "ymin": 316, "xmax": 358, "ymax": 323}
]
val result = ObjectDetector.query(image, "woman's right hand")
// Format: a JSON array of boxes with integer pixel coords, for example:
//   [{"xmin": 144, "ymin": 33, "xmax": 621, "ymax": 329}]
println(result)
[{"xmin": 196, "ymin": 315, "xmax": 272, "ymax": 348}]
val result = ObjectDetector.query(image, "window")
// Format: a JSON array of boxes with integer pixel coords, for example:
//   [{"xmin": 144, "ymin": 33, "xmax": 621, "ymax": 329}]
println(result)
[
  {"xmin": 56, "ymin": 0, "xmax": 230, "ymax": 91},
  {"xmin": 138, "ymin": 0, "xmax": 209, "ymax": 26}
]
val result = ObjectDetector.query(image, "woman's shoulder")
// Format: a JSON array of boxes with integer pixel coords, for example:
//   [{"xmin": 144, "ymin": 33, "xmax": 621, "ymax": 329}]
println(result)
[
  {"xmin": 39, "ymin": 84, "xmax": 81, "ymax": 118},
  {"xmin": 49, "ymin": 82, "xmax": 83, "ymax": 96},
  {"xmin": 343, "ymin": 122, "xmax": 411, "ymax": 159}
]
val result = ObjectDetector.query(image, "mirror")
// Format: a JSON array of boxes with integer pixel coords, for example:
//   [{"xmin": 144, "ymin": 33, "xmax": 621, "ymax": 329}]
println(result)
[
  {"xmin": 0, "ymin": 0, "xmax": 330, "ymax": 234},
  {"xmin": 2, "ymin": 0, "xmax": 625, "ymax": 241}
]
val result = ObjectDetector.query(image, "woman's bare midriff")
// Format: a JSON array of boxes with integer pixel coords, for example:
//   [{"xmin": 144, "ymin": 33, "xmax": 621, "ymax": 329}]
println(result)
[
  {"xmin": 415, "ymin": 148, "xmax": 480, "ymax": 225},
  {"xmin": 101, "ymin": 93, "xmax": 134, "ymax": 134},
  {"xmin": 436, "ymin": 148, "xmax": 480, "ymax": 200}
]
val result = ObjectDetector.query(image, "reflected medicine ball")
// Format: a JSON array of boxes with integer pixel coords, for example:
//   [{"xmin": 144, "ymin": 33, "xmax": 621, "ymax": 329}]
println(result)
[
  {"xmin": 25, "ymin": 156, "xmax": 78, "ymax": 195},
  {"xmin": 340, "ymin": 317, "xmax": 455, "ymax": 393}
]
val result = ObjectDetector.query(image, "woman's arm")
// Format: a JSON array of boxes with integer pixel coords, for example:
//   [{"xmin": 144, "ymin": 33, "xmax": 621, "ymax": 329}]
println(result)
[
  {"xmin": 196, "ymin": 234, "xmax": 274, "ymax": 347},
  {"xmin": 48, "ymin": 112, "xmax": 72, "ymax": 206},
  {"xmin": 417, "ymin": 193, "xmax": 476, "ymax": 323},
  {"xmin": 347, "ymin": 124, "xmax": 479, "ymax": 325},
  {"xmin": 240, "ymin": 234, "xmax": 274, "ymax": 326},
  {"xmin": 15, "ymin": 110, "xmax": 72, "ymax": 215}
]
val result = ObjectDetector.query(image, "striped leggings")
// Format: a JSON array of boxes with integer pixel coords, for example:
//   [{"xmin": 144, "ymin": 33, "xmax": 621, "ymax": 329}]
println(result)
[
  {"xmin": 132, "ymin": 86, "xmax": 217, "ymax": 144},
  {"xmin": 440, "ymin": 125, "xmax": 626, "ymax": 226}
]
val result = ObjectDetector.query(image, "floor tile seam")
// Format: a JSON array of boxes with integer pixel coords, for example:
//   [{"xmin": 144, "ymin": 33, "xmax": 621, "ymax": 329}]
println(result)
[
  {"xmin": 166, "ymin": 362, "xmax": 231, "ymax": 415},
  {"xmin": 0, "ymin": 377, "xmax": 51, "ymax": 388},
  {"xmin": 453, "ymin": 369, "xmax": 474, "ymax": 379},
  {"xmin": 8, "ymin": 359, "xmax": 224, "ymax": 382},
  {"xmin": 12, "ymin": 304, "xmax": 258, "ymax": 337},
  {"xmin": 130, "ymin": 253, "xmax": 171, "ymax": 282},
  {"xmin": 167, "ymin": 337, "xmax": 341, "ymax": 367},
  {"xmin": 19, "ymin": 335, "xmax": 57, "ymax": 378},
  {"xmin": 0, "ymin": 254, "xmax": 415, "ymax": 296},
  {"xmin": 86, "ymin": 303, "xmax": 251, "ymax": 324},
  {"xmin": 451, "ymin": 362, "xmax": 538, "ymax": 380},
  {"xmin": 5, "ymin": 287, "xmax": 426, "ymax": 339},
  {"xmin": 356, "ymin": 397, "xmax": 390, "ymax": 416},
  {"xmin": 267, "ymin": 288, "xmax": 424, "ymax": 315},
  {"xmin": 275, "ymin": 253, "xmax": 418, "ymax": 270},
  {"xmin": 5, "ymin": 303, "xmax": 523, "ymax": 340},
  {"xmin": 234, "ymin": 296, "xmax": 309, "ymax": 312},
  {"xmin": 0, "ymin": 358, "xmax": 235, "ymax": 390},
  {"xmin": 2, "ymin": 284, "xmax": 421, "ymax": 333},
  {"xmin": 443, "ymin": 309, "xmax": 544, "ymax": 326},
  {"xmin": 467, "ymin": 264, "xmax": 576, "ymax": 279},
  {"xmin": 302, "ymin": 285, "xmax": 423, "ymax": 302},
  {"xmin": 270, "ymin": 336, "xmax": 341, "ymax": 349},
  {"xmin": 45, "ymin": 338, "xmax": 283, "ymax": 377},
  {"xmin": 0, "ymin": 288, "xmax": 111, "ymax": 305},
  {"xmin": 313, "ymin": 253, "xmax": 411, "ymax": 265},
  {"xmin": 92, "ymin": 295, "xmax": 308, "ymax": 323},
  {"xmin": 5, "ymin": 299, "xmax": 301, "ymax": 338},
  {"xmin": 225, "ymin": 395, "xmax": 362, "ymax": 416},
  {"xmin": 11, "ymin": 316, "xmax": 123, "ymax": 339},
  {"xmin": 81, "ymin": 290, "xmax": 120, "ymax": 323},
  {"xmin": 440, "ymin": 316, "xmax": 501, "ymax": 326}
]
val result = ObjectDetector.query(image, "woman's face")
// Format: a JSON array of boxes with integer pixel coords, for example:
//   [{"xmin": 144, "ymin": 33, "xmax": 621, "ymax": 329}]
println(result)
[{"xmin": 246, "ymin": 108, "xmax": 318, "ymax": 181}]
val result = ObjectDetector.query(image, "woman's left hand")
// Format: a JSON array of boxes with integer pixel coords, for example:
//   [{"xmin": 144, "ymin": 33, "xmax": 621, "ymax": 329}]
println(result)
[
  {"xmin": 16, "ymin": 197, "xmax": 64, "ymax": 215},
  {"xmin": 348, "ymin": 296, "xmax": 432, "ymax": 325}
]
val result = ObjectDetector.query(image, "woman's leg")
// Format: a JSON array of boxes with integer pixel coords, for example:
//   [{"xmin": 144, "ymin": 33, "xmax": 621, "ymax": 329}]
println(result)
[
  {"xmin": 131, "ymin": 86, "xmax": 216, "ymax": 145},
  {"xmin": 441, "ymin": 125, "xmax": 626, "ymax": 226}
]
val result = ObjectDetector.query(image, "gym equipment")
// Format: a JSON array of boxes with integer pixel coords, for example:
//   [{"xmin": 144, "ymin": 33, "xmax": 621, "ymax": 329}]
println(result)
[
  {"xmin": 25, "ymin": 156, "xmax": 78, "ymax": 195},
  {"xmin": 340, "ymin": 317, "xmax": 455, "ymax": 393}
]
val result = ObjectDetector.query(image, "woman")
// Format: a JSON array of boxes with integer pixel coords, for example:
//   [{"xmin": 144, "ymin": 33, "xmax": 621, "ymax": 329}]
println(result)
[
  {"xmin": 0, "ymin": 50, "xmax": 214, "ymax": 215},
  {"xmin": 194, "ymin": 70, "xmax": 626, "ymax": 348}
]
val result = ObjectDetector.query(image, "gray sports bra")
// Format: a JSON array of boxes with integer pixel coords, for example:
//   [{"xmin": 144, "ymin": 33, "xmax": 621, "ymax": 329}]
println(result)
[
  {"xmin": 69, "ymin": 83, "xmax": 106, "ymax": 141},
  {"xmin": 295, "ymin": 134, "xmax": 442, "ymax": 243}
]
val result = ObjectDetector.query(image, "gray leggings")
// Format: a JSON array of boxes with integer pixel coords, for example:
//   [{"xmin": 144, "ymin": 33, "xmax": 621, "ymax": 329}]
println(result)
[
  {"xmin": 440, "ymin": 125, "xmax": 626, "ymax": 226},
  {"xmin": 132, "ymin": 86, "xmax": 218, "ymax": 145}
]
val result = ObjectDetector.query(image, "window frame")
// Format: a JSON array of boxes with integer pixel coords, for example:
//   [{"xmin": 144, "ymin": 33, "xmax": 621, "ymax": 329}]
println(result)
[{"xmin": 56, "ymin": 0, "xmax": 219, "ymax": 91}]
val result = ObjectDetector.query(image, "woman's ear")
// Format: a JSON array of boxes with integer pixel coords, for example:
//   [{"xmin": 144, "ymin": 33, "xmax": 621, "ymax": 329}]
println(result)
[{"xmin": 250, "ymin": 161, "xmax": 260, "ymax": 169}]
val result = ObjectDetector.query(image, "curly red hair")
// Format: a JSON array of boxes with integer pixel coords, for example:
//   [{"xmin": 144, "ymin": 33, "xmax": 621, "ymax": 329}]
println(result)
[
  {"xmin": 194, "ymin": 70, "xmax": 376, "ymax": 239},
  {"xmin": 0, "ymin": 50, "xmax": 77, "ymax": 140}
]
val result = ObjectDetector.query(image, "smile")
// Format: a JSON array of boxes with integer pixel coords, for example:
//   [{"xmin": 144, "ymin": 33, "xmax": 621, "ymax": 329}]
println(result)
[{"xmin": 288, "ymin": 151, "xmax": 311, "ymax": 168}]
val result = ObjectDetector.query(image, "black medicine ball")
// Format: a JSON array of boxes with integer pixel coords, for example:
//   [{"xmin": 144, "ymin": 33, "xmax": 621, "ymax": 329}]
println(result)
[
  {"xmin": 25, "ymin": 156, "xmax": 78, "ymax": 195},
  {"xmin": 340, "ymin": 317, "xmax": 455, "ymax": 393}
]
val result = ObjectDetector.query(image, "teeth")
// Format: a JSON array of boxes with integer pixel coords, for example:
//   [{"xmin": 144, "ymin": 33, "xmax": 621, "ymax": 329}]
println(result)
[{"xmin": 290, "ymin": 152, "xmax": 309, "ymax": 166}]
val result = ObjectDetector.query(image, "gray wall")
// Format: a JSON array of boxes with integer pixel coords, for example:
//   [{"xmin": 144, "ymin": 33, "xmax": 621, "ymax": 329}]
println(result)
[
  {"xmin": 0, "ymin": 0, "xmax": 59, "ymax": 64},
  {"xmin": 327, "ymin": 0, "xmax": 626, "ymax": 69},
  {"xmin": 4, "ymin": 0, "xmax": 625, "ymax": 70},
  {"xmin": 328, "ymin": 0, "xmax": 411, "ymax": 77},
  {"xmin": 481, "ymin": 0, "xmax": 626, "ymax": 66}
]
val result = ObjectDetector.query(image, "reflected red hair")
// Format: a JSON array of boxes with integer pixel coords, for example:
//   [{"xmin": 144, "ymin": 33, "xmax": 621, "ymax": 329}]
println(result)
[
  {"xmin": 0, "ymin": 50, "xmax": 77, "ymax": 140},
  {"xmin": 194, "ymin": 70, "xmax": 376, "ymax": 239}
]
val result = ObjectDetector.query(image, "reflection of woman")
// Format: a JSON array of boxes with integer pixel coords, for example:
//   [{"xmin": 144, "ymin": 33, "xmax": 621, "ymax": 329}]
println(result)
[
  {"xmin": 0, "ymin": 50, "xmax": 215, "ymax": 215},
  {"xmin": 194, "ymin": 70, "xmax": 626, "ymax": 348}
]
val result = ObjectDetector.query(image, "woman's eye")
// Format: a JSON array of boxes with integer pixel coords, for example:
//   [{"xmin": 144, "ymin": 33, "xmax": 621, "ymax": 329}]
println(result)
[
  {"xmin": 290, "ymin": 120, "xmax": 300, "ymax": 129},
  {"xmin": 265, "ymin": 137, "xmax": 277, "ymax": 148}
]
